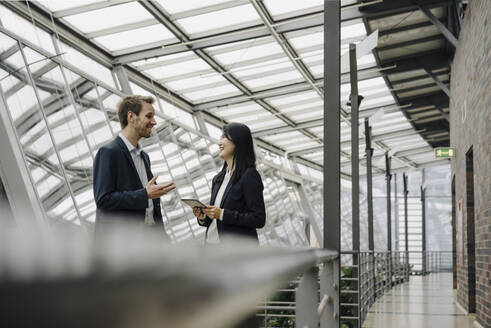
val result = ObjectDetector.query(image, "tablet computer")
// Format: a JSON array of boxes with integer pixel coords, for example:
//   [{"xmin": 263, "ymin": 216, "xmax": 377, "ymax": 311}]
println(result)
[{"xmin": 181, "ymin": 199, "xmax": 207, "ymax": 209}]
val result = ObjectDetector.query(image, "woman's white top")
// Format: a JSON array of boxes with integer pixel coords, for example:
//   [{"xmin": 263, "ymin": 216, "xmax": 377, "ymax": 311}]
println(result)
[{"xmin": 206, "ymin": 169, "xmax": 233, "ymax": 244}]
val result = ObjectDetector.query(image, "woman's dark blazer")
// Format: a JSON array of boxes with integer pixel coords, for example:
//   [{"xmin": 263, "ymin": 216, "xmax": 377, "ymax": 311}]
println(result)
[{"xmin": 198, "ymin": 167, "xmax": 266, "ymax": 241}]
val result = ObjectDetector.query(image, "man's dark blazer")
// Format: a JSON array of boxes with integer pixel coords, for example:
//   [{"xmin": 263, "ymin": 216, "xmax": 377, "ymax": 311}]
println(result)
[
  {"xmin": 197, "ymin": 167, "xmax": 266, "ymax": 241},
  {"xmin": 93, "ymin": 136, "xmax": 163, "ymax": 229}
]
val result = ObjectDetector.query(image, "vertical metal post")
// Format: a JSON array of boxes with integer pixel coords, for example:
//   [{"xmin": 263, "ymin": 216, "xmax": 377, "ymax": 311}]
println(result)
[
  {"xmin": 324, "ymin": 0, "xmax": 340, "ymax": 250},
  {"xmin": 364, "ymin": 118, "xmax": 376, "ymax": 306},
  {"xmin": 403, "ymin": 173, "xmax": 409, "ymax": 279},
  {"xmin": 296, "ymin": 267, "xmax": 318, "ymax": 328},
  {"xmin": 394, "ymin": 173, "xmax": 399, "ymax": 251},
  {"xmin": 349, "ymin": 43, "xmax": 360, "ymax": 255},
  {"xmin": 385, "ymin": 152, "xmax": 392, "ymax": 286},
  {"xmin": 421, "ymin": 185, "xmax": 427, "ymax": 274},
  {"xmin": 349, "ymin": 43, "xmax": 360, "ymax": 327},
  {"xmin": 321, "ymin": 260, "xmax": 338, "ymax": 328},
  {"xmin": 324, "ymin": 1, "xmax": 340, "ymax": 326},
  {"xmin": 365, "ymin": 118, "xmax": 374, "ymax": 252},
  {"xmin": 451, "ymin": 176, "xmax": 457, "ymax": 288}
]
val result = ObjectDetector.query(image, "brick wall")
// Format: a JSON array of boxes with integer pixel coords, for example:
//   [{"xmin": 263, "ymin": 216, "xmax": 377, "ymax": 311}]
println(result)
[{"xmin": 450, "ymin": 0, "xmax": 491, "ymax": 327}]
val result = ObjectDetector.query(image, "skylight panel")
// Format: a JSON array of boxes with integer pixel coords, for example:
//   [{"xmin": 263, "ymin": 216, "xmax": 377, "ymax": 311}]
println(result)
[
  {"xmin": 59, "ymin": 140, "xmax": 91, "ymax": 163},
  {"xmin": 235, "ymin": 111, "xmax": 280, "ymax": 124},
  {"xmin": 176, "ymin": 4, "xmax": 260, "ymax": 35},
  {"xmin": 341, "ymin": 21, "xmax": 367, "ymax": 40},
  {"xmin": 263, "ymin": 131, "xmax": 305, "ymax": 142},
  {"xmin": 0, "ymin": 72, "xmax": 19, "ymax": 91},
  {"xmin": 36, "ymin": 175, "xmax": 63, "ymax": 199},
  {"xmin": 58, "ymin": 41, "xmax": 115, "ymax": 88},
  {"xmin": 0, "ymin": 6, "xmax": 56, "ymax": 54},
  {"xmin": 155, "ymin": 0, "xmax": 230, "ymax": 14},
  {"xmin": 86, "ymin": 126, "xmax": 113, "ymax": 149},
  {"xmin": 40, "ymin": 0, "xmax": 100, "ymax": 12},
  {"xmin": 277, "ymin": 138, "xmax": 319, "ymax": 150},
  {"xmin": 165, "ymin": 74, "xmax": 228, "ymax": 92},
  {"xmin": 244, "ymin": 70, "xmax": 304, "ymax": 90},
  {"xmin": 212, "ymin": 41, "xmax": 284, "ymax": 66},
  {"xmin": 5, "ymin": 48, "xmax": 42, "ymax": 71},
  {"xmin": 94, "ymin": 24, "xmax": 176, "ymax": 52},
  {"xmin": 246, "ymin": 117, "xmax": 286, "ymax": 131},
  {"xmin": 360, "ymin": 95, "xmax": 395, "ymax": 108},
  {"xmin": 212, "ymin": 101, "xmax": 262, "ymax": 117},
  {"xmin": 232, "ymin": 59, "xmax": 293, "ymax": 79},
  {"xmin": 182, "ymin": 84, "xmax": 241, "ymax": 102},
  {"xmin": 144, "ymin": 58, "xmax": 212, "ymax": 80},
  {"xmin": 7, "ymin": 86, "xmax": 49, "ymax": 122},
  {"xmin": 263, "ymin": 0, "xmax": 323, "ymax": 17},
  {"xmin": 268, "ymin": 90, "xmax": 319, "ymax": 106},
  {"xmin": 62, "ymin": 2, "xmax": 153, "ymax": 34},
  {"xmin": 288, "ymin": 31, "xmax": 324, "ymax": 50},
  {"xmin": 0, "ymin": 31, "xmax": 16, "ymax": 51},
  {"xmin": 289, "ymin": 109, "xmax": 323, "ymax": 122},
  {"xmin": 30, "ymin": 133, "xmax": 54, "ymax": 156}
]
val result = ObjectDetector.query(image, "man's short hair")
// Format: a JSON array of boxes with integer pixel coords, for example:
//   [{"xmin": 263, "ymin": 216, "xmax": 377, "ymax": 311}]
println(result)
[{"xmin": 117, "ymin": 95, "xmax": 155, "ymax": 129}]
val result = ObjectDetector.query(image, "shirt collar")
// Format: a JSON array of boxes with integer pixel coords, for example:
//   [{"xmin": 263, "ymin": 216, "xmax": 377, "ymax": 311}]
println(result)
[{"xmin": 119, "ymin": 132, "xmax": 142, "ymax": 155}]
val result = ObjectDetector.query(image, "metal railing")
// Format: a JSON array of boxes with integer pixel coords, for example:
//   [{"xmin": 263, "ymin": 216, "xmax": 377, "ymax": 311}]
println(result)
[
  {"xmin": 339, "ymin": 251, "xmax": 409, "ymax": 326},
  {"xmin": 0, "ymin": 224, "xmax": 454, "ymax": 328},
  {"xmin": 0, "ymin": 225, "xmax": 340, "ymax": 328},
  {"xmin": 424, "ymin": 250, "xmax": 453, "ymax": 274},
  {"xmin": 258, "ymin": 250, "xmax": 410, "ymax": 327}
]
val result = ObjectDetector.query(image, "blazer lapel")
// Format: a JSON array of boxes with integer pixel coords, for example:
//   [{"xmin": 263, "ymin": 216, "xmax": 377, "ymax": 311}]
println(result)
[
  {"xmin": 210, "ymin": 182, "xmax": 220, "ymax": 206},
  {"xmin": 219, "ymin": 174, "xmax": 235, "ymax": 207}
]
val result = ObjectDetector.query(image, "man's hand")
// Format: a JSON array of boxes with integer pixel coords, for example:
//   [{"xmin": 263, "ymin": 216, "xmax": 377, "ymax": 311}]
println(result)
[
  {"xmin": 146, "ymin": 176, "xmax": 175, "ymax": 199},
  {"xmin": 202, "ymin": 206, "xmax": 222, "ymax": 220},
  {"xmin": 193, "ymin": 207, "xmax": 206, "ymax": 220}
]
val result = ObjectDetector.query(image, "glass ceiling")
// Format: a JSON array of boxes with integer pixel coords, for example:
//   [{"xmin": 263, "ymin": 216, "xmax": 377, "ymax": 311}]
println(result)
[{"xmin": 0, "ymin": 0, "xmax": 449, "ymax": 246}]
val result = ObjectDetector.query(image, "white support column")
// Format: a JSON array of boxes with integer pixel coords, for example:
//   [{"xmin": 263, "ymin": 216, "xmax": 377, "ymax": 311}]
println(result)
[{"xmin": 0, "ymin": 86, "xmax": 47, "ymax": 229}]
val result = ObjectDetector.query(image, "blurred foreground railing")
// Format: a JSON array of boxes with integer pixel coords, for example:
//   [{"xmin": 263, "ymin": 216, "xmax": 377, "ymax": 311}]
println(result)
[{"xmin": 0, "ymin": 225, "xmax": 339, "ymax": 328}]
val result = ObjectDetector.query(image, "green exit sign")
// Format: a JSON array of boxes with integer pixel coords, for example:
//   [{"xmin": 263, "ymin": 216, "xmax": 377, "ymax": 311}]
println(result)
[{"xmin": 435, "ymin": 147, "xmax": 455, "ymax": 158}]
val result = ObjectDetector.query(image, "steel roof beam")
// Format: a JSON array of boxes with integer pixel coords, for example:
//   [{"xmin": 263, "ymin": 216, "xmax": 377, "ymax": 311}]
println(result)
[
  {"xmin": 420, "ymin": 5, "xmax": 458, "ymax": 48},
  {"xmin": 288, "ymin": 127, "xmax": 421, "ymax": 157},
  {"xmin": 399, "ymin": 91, "xmax": 449, "ymax": 111},
  {"xmin": 113, "ymin": 1, "xmax": 448, "ymax": 64},
  {"xmin": 357, "ymin": 0, "xmax": 450, "ymax": 20},
  {"xmin": 378, "ymin": 18, "xmax": 446, "ymax": 36},
  {"xmin": 377, "ymin": 34, "xmax": 444, "ymax": 52},
  {"xmin": 252, "ymin": 104, "xmax": 405, "ymax": 137},
  {"xmin": 49, "ymin": 0, "xmax": 135, "ymax": 18},
  {"xmin": 194, "ymin": 66, "xmax": 383, "ymax": 110},
  {"xmin": 380, "ymin": 50, "xmax": 449, "ymax": 74},
  {"xmin": 423, "ymin": 67, "xmax": 450, "ymax": 97},
  {"xmin": 139, "ymin": 0, "xmax": 321, "ymax": 144}
]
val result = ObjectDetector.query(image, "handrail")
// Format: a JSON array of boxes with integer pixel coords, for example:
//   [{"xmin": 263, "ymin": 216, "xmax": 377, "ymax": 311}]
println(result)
[{"xmin": 0, "ymin": 225, "xmax": 338, "ymax": 328}]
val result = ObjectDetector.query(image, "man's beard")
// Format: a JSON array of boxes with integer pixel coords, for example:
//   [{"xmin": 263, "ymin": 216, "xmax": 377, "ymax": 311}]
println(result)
[{"xmin": 137, "ymin": 124, "xmax": 152, "ymax": 138}]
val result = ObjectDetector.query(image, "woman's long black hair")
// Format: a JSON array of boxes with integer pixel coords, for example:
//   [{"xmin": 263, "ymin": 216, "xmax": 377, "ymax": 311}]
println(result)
[{"xmin": 214, "ymin": 122, "xmax": 256, "ymax": 184}]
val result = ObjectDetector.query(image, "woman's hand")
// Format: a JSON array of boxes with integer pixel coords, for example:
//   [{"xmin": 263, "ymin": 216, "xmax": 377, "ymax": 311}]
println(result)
[
  {"xmin": 202, "ymin": 206, "xmax": 222, "ymax": 220},
  {"xmin": 193, "ymin": 207, "xmax": 206, "ymax": 220}
]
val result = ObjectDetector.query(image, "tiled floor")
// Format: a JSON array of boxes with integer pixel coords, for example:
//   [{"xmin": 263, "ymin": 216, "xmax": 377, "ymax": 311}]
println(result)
[{"xmin": 362, "ymin": 273, "xmax": 477, "ymax": 328}]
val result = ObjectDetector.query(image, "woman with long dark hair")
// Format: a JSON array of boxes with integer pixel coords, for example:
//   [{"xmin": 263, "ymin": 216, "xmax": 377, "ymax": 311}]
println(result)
[{"xmin": 193, "ymin": 122, "xmax": 266, "ymax": 243}]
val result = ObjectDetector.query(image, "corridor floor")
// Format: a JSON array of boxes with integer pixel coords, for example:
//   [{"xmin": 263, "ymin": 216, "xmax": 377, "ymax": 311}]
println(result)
[{"xmin": 362, "ymin": 272, "xmax": 477, "ymax": 328}]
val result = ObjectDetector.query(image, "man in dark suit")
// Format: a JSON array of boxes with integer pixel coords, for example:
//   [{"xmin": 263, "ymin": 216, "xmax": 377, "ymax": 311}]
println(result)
[{"xmin": 93, "ymin": 95, "xmax": 175, "ymax": 236}]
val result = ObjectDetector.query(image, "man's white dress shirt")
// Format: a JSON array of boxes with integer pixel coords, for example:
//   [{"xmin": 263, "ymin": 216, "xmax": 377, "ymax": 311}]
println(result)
[{"xmin": 119, "ymin": 133, "xmax": 154, "ymax": 225}]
